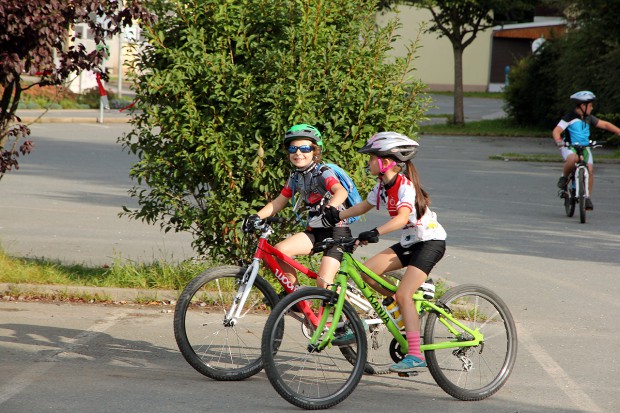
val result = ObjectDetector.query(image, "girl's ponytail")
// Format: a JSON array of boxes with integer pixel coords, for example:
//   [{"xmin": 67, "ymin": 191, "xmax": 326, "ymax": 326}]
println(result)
[{"xmin": 404, "ymin": 161, "xmax": 430, "ymax": 217}]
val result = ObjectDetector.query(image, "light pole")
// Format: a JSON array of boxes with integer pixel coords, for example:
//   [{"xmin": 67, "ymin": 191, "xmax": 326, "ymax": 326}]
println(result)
[{"xmin": 117, "ymin": 0, "xmax": 124, "ymax": 98}]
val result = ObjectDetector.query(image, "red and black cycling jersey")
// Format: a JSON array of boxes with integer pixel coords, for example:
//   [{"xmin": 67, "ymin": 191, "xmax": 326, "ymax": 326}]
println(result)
[{"xmin": 281, "ymin": 163, "xmax": 346, "ymax": 228}]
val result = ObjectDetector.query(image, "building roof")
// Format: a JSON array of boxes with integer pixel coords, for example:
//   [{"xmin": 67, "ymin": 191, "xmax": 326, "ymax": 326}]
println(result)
[{"xmin": 493, "ymin": 18, "xmax": 566, "ymax": 40}]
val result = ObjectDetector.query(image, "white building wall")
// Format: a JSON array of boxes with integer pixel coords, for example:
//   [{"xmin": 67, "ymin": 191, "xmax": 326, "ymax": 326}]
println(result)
[{"xmin": 377, "ymin": 6, "xmax": 493, "ymax": 91}]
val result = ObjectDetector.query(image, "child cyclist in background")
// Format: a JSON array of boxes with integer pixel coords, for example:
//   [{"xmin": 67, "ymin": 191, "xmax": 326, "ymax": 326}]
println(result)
[
  {"xmin": 552, "ymin": 91, "xmax": 620, "ymax": 210},
  {"xmin": 242, "ymin": 124, "xmax": 352, "ymax": 291},
  {"xmin": 322, "ymin": 132, "xmax": 447, "ymax": 372}
]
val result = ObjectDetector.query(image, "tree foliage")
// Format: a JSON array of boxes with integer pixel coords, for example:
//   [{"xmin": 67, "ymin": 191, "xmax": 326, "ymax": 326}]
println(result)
[
  {"xmin": 0, "ymin": 0, "xmax": 152, "ymax": 179},
  {"xmin": 381, "ymin": 0, "xmax": 536, "ymax": 125},
  {"xmin": 120, "ymin": 0, "xmax": 429, "ymax": 264},
  {"xmin": 504, "ymin": 0, "xmax": 620, "ymax": 128}
]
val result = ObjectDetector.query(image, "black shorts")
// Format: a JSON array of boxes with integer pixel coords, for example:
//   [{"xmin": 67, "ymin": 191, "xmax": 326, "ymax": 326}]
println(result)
[
  {"xmin": 305, "ymin": 227, "xmax": 352, "ymax": 261},
  {"xmin": 390, "ymin": 240, "xmax": 446, "ymax": 275}
]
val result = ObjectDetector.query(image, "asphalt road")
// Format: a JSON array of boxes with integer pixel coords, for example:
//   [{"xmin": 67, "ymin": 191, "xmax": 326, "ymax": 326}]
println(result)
[{"xmin": 1, "ymin": 121, "xmax": 620, "ymax": 412}]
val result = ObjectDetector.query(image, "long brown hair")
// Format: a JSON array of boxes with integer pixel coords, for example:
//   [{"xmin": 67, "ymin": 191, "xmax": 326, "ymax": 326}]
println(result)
[{"xmin": 402, "ymin": 161, "xmax": 430, "ymax": 217}]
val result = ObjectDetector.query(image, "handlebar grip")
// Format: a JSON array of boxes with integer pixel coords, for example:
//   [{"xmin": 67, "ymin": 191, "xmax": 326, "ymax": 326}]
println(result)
[{"xmin": 311, "ymin": 244, "xmax": 327, "ymax": 254}]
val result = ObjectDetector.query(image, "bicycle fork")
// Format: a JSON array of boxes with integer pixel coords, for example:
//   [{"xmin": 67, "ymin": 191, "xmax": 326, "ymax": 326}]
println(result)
[
  {"xmin": 223, "ymin": 259, "xmax": 261, "ymax": 327},
  {"xmin": 575, "ymin": 166, "xmax": 590, "ymax": 199}
]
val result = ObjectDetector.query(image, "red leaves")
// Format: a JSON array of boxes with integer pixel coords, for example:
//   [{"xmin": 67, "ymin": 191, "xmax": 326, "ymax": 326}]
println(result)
[
  {"xmin": 0, "ymin": 124, "xmax": 32, "ymax": 175},
  {"xmin": 0, "ymin": 1, "xmax": 154, "ymax": 85},
  {"xmin": 19, "ymin": 140, "xmax": 34, "ymax": 155}
]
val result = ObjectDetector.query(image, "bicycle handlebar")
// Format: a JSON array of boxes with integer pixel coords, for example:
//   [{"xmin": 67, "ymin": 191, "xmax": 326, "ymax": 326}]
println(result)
[
  {"xmin": 262, "ymin": 217, "xmax": 287, "ymax": 224},
  {"xmin": 311, "ymin": 236, "xmax": 377, "ymax": 254},
  {"xmin": 563, "ymin": 140, "xmax": 604, "ymax": 149}
]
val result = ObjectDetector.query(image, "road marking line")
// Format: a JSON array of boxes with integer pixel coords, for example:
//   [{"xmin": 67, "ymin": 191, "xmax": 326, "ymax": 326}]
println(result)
[
  {"xmin": 0, "ymin": 309, "xmax": 129, "ymax": 405},
  {"xmin": 519, "ymin": 328, "xmax": 602, "ymax": 413}
]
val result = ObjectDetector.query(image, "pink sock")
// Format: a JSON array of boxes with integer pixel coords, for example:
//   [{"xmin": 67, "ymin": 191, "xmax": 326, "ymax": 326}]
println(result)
[{"xmin": 406, "ymin": 331, "xmax": 423, "ymax": 360}]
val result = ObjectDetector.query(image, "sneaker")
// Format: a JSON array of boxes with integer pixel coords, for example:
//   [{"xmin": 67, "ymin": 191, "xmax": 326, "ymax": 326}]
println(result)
[
  {"xmin": 557, "ymin": 176, "xmax": 568, "ymax": 189},
  {"xmin": 389, "ymin": 355, "xmax": 427, "ymax": 373},
  {"xmin": 332, "ymin": 320, "xmax": 368, "ymax": 346},
  {"xmin": 585, "ymin": 198, "xmax": 593, "ymax": 210}
]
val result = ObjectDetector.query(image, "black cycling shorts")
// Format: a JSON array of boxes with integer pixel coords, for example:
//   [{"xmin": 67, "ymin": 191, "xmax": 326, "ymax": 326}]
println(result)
[
  {"xmin": 305, "ymin": 227, "xmax": 352, "ymax": 261},
  {"xmin": 390, "ymin": 240, "xmax": 446, "ymax": 275}
]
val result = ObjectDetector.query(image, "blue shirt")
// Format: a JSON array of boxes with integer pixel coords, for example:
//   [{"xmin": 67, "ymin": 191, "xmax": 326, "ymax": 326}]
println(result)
[{"xmin": 557, "ymin": 112, "xmax": 599, "ymax": 146}]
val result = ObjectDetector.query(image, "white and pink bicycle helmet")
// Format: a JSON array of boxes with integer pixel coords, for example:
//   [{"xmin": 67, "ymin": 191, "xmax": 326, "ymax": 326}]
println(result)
[{"xmin": 358, "ymin": 132, "xmax": 419, "ymax": 162}]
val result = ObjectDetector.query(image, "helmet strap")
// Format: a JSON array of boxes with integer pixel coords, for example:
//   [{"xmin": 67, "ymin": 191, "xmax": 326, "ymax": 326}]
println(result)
[
  {"xmin": 296, "ymin": 160, "xmax": 316, "ymax": 174},
  {"xmin": 377, "ymin": 158, "xmax": 396, "ymax": 175}
]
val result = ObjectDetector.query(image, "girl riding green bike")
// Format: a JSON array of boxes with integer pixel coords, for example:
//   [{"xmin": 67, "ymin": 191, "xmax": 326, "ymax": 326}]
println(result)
[{"xmin": 321, "ymin": 132, "xmax": 447, "ymax": 372}]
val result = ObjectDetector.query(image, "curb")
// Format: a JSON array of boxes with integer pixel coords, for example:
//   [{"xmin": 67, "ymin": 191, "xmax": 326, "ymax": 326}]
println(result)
[
  {"xmin": 20, "ymin": 117, "xmax": 131, "ymax": 124},
  {"xmin": 0, "ymin": 283, "xmax": 178, "ymax": 304},
  {"xmin": 22, "ymin": 118, "xmax": 129, "ymax": 124}
]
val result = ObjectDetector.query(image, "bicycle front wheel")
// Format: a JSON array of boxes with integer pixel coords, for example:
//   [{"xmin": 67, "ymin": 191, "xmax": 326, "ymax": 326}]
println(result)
[
  {"xmin": 261, "ymin": 287, "xmax": 367, "ymax": 410},
  {"xmin": 424, "ymin": 284, "xmax": 517, "ymax": 401},
  {"xmin": 173, "ymin": 265, "xmax": 279, "ymax": 381},
  {"xmin": 577, "ymin": 168, "xmax": 586, "ymax": 223}
]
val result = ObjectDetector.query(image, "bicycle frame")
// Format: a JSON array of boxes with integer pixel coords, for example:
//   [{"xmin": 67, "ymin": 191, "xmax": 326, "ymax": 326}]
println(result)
[
  {"xmin": 310, "ymin": 251, "xmax": 484, "ymax": 354},
  {"xmin": 226, "ymin": 222, "xmax": 375, "ymax": 327}
]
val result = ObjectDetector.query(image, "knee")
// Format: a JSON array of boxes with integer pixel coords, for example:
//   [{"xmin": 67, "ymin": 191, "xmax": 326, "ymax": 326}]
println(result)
[
  {"xmin": 395, "ymin": 289, "xmax": 410, "ymax": 304},
  {"xmin": 274, "ymin": 242, "xmax": 290, "ymax": 256}
]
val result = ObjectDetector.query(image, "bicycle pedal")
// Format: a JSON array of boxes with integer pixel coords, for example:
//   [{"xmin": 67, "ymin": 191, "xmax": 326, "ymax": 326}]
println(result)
[{"xmin": 397, "ymin": 371, "xmax": 419, "ymax": 377}]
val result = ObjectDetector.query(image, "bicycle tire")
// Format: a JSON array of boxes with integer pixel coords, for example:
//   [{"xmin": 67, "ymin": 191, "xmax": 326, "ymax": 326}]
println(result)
[
  {"xmin": 174, "ymin": 265, "xmax": 279, "ymax": 381},
  {"xmin": 424, "ymin": 284, "xmax": 517, "ymax": 401},
  {"xmin": 564, "ymin": 175, "xmax": 575, "ymax": 217},
  {"xmin": 577, "ymin": 168, "xmax": 586, "ymax": 223},
  {"xmin": 261, "ymin": 287, "xmax": 367, "ymax": 410},
  {"xmin": 339, "ymin": 272, "xmax": 403, "ymax": 375}
]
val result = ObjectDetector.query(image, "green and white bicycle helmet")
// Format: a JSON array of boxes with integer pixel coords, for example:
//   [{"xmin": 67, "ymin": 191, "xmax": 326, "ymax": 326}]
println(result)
[
  {"xmin": 570, "ymin": 91, "xmax": 596, "ymax": 104},
  {"xmin": 358, "ymin": 132, "xmax": 419, "ymax": 162},
  {"xmin": 284, "ymin": 124, "xmax": 323, "ymax": 148}
]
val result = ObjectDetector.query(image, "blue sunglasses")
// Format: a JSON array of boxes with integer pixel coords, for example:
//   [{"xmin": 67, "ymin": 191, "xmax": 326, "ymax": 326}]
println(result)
[{"xmin": 287, "ymin": 145, "xmax": 314, "ymax": 154}]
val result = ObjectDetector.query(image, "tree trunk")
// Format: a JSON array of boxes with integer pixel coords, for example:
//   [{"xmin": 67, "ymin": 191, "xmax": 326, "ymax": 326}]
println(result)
[{"xmin": 452, "ymin": 45, "xmax": 465, "ymax": 125}]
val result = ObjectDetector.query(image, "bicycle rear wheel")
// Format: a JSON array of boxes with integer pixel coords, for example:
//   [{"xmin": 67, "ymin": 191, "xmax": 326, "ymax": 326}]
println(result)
[
  {"xmin": 261, "ymin": 287, "xmax": 367, "ymax": 410},
  {"xmin": 173, "ymin": 265, "xmax": 279, "ymax": 381},
  {"xmin": 564, "ymin": 174, "xmax": 575, "ymax": 217},
  {"xmin": 577, "ymin": 168, "xmax": 586, "ymax": 223},
  {"xmin": 424, "ymin": 284, "xmax": 517, "ymax": 401}
]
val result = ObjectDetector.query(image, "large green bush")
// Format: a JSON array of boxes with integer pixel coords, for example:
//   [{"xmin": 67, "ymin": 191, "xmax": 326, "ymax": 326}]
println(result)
[
  {"xmin": 119, "ymin": 0, "xmax": 429, "ymax": 263},
  {"xmin": 503, "ymin": 40, "xmax": 562, "ymax": 128}
]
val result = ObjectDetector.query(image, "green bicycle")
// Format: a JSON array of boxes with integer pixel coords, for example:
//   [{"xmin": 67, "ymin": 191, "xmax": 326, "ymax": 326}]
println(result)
[{"xmin": 261, "ymin": 237, "xmax": 518, "ymax": 410}]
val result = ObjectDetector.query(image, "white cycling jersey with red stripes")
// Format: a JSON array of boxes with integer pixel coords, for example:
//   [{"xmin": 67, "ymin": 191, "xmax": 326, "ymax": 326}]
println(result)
[{"xmin": 367, "ymin": 173, "xmax": 446, "ymax": 247}]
